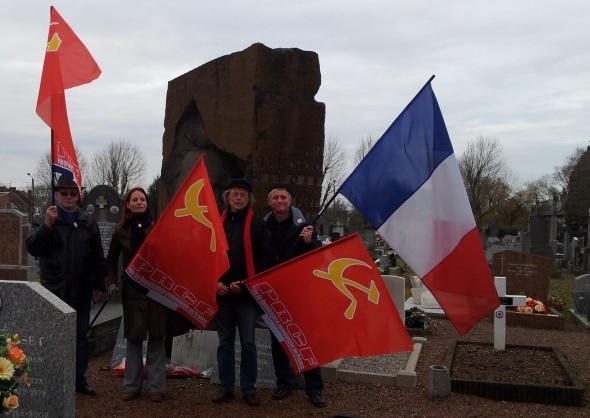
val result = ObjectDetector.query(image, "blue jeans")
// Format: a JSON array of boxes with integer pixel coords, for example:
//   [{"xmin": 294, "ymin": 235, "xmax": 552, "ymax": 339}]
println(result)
[
  {"xmin": 215, "ymin": 296, "xmax": 258, "ymax": 395},
  {"xmin": 270, "ymin": 331, "xmax": 324, "ymax": 393},
  {"xmin": 73, "ymin": 301, "xmax": 91, "ymax": 387}
]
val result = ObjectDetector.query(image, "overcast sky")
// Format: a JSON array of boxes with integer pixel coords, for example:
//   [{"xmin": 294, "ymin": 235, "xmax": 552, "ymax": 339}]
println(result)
[{"xmin": 2, "ymin": 0, "xmax": 589, "ymax": 191}]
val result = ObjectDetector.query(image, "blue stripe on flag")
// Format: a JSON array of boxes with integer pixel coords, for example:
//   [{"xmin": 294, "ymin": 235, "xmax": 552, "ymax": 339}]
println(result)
[{"xmin": 339, "ymin": 83, "xmax": 454, "ymax": 228}]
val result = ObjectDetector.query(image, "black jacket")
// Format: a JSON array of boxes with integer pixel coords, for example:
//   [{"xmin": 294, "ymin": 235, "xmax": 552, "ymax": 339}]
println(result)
[
  {"xmin": 27, "ymin": 210, "xmax": 106, "ymax": 306},
  {"xmin": 218, "ymin": 206, "xmax": 274, "ymax": 293},
  {"xmin": 264, "ymin": 206, "xmax": 321, "ymax": 264}
]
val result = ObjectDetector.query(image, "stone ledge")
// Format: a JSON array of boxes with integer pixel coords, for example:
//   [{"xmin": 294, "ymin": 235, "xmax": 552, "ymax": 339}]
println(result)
[
  {"xmin": 505, "ymin": 307, "xmax": 565, "ymax": 330},
  {"xmin": 325, "ymin": 336, "xmax": 426, "ymax": 388}
]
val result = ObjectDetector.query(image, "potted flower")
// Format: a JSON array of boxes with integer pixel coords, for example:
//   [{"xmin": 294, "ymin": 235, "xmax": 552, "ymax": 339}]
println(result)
[
  {"xmin": 405, "ymin": 307, "xmax": 431, "ymax": 330},
  {"xmin": 0, "ymin": 333, "xmax": 31, "ymax": 414}
]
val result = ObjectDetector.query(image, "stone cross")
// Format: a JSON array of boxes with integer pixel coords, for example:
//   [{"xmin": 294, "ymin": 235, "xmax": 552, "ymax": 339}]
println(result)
[
  {"xmin": 95, "ymin": 195, "xmax": 108, "ymax": 209},
  {"xmin": 493, "ymin": 276, "xmax": 526, "ymax": 350}
]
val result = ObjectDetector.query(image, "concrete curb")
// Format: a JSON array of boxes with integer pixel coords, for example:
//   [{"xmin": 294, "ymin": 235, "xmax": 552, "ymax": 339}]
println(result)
[{"xmin": 321, "ymin": 336, "xmax": 427, "ymax": 388}]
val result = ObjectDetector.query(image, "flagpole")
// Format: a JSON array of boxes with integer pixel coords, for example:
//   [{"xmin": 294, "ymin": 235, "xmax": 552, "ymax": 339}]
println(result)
[
  {"xmin": 311, "ymin": 188, "xmax": 339, "ymax": 225},
  {"xmin": 50, "ymin": 129, "xmax": 56, "ymax": 206}
]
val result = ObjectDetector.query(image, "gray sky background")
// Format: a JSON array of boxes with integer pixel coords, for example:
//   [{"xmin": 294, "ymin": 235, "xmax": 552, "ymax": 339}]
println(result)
[{"xmin": 2, "ymin": 0, "xmax": 589, "ymax": 191}]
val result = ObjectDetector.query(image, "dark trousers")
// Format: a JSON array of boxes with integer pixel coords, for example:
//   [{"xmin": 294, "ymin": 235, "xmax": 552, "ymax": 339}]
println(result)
[
  {"xmin": 270, "ymin": 332, "xmax": 324, "ymax": 393},
  {"xmin": 215, "ymin": 297, "xmax": 258, "ymax": 395},
  {"xmin": 73, "ymin": 300, "xmax": 91, "ymax": 387}
]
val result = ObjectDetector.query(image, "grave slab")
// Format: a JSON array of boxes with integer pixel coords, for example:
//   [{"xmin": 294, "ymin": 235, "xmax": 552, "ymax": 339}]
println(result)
[{"xmin": 0, "ymin": 280, "xmax": 76, "ymax": 418}]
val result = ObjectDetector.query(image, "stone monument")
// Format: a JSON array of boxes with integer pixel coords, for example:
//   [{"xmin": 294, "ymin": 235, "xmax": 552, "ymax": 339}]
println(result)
[
  {"xmin": 160, "ymin": 43, "xmax": 325, "ymax": 219},
  {"xmin": 0, "ymin": 280, "xmax": 76, "ymax": 417}
]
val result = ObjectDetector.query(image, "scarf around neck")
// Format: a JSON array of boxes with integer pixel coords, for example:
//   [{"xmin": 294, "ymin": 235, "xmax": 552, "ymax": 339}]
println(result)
[
  {"xmin": 221, "ymin": 208, "xmax": 255, "ymax": 278},
  {"xmin": 57, "ymin": 205, "xmax": 80, "ymax": 226}
]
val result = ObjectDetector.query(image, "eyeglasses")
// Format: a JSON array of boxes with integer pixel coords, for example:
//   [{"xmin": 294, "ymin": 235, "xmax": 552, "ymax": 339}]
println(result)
[{"xmin": 58, "ymin": 190, "xmax": 78, "ymax": 197}]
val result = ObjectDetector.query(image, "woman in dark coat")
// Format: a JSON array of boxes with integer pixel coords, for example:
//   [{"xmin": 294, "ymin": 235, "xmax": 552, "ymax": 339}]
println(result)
[{"xmin": 106, "ymin": 187, "xmax": 168, "ymax": 402}]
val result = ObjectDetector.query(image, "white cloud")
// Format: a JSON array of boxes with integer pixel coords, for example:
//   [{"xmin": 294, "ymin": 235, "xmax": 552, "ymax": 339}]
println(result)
[{"xmin": 2, "ymin": 0, "xmax": 589, "ymax": 191}]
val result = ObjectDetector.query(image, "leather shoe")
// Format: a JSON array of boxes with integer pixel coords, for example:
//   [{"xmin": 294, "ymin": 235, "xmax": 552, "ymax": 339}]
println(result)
[
  {"xmin": 149, "ymin": 393, "xmax": 164, "ymax": 402},
  {"xmin": 243, "ymin": 393, "xmax": 261, "ymax": 406},
  {"xmin": 211, "ymin": 391, "xmax": 234, "ymax": 403},
  {"xmin": 76, "ymin": 384, "xmax": 96, "ymax": 396},
  {"xmin": 122, "ymin": 392, "xmax": 140, "ymax": 401},
  {"xmin": 271, "ymin": 386, "xmax": 292, "ymax": 400},
  {"xmin": 308, "ymin": 391, "xmax": 327, "ymax": 407}
]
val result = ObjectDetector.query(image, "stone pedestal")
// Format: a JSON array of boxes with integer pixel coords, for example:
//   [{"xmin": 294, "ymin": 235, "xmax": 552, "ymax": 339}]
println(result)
[{"xmin": 425, "ymin": 365, "xmax": 451, "ymax": 400}]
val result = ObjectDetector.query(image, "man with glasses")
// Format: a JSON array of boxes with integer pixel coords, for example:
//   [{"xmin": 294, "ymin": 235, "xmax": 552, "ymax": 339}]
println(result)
[{"xmin": 26, "ymin": 174, "xmax": 105, "ymax": 396}]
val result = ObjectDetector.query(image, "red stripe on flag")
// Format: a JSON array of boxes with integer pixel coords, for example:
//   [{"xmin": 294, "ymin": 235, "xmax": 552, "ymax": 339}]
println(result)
[{"xmin": 421, "ymin": 228, "xmax": 499, "ymax": 335}]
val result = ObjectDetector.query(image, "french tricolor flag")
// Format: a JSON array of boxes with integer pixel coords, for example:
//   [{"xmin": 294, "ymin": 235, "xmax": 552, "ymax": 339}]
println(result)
[{"xmin": 339, "ymin": 78, "xmax": 499, "ymax": 335}]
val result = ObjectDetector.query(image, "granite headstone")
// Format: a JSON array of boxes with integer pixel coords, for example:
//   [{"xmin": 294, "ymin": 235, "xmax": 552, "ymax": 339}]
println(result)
[
  {"xmin": 84, "ymin": 185, "xmax": 123, "ymax": 255},
  {"xmin": 0, "ymin": 280, "xmax": 75, "ymax": 418},
  {"xmin": 572, "ymin": 274, "xmax": 590, "ymax": 318},
  {"xmin": 491, "ymin": 250, "xmax": 553, "ymax": 300}
]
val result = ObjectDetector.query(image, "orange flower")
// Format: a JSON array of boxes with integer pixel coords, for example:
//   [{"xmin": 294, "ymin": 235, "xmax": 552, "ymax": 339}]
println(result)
[
  {"xmin": 2, "ymin": 394, "xmax": 19, "ymax": 410},
  {"xmin": 7, "ymin": 347, "xmax": 25, "ymax": 368}
]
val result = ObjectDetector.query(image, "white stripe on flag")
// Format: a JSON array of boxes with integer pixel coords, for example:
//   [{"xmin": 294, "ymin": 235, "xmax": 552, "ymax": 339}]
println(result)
[{"xmin": 378, "ymin": 153, "xmax": 475, "ymax": 277}]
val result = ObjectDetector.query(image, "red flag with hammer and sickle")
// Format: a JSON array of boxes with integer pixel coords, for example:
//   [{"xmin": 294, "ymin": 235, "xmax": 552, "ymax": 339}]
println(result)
[
  {"xmin": 244, "ymin": 233, "xmax": 413, "ymax": 372},
  {"xmin": 124, "ymin": 155, "xmax": 229, "ymax": 329},
  {"xmin": 36, "ymin": 6, "xmax": 101, "ymax": 195}
]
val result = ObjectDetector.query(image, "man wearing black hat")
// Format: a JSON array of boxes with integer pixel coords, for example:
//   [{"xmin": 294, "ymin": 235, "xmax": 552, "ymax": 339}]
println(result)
[
  {"xmin": 26, "ymin": 175, "xmax": 106, "ymax": 396},
  {"xmin": 264, "ymin": 184, "xmax": 326, "ymax": 407},
  {"xmin": 212, "ymin": 178, "xmax": 273, "ymax": 407}
]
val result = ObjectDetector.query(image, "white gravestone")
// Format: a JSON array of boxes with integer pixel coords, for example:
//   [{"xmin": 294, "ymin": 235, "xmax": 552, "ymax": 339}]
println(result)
[
  {"xmin": 381, "ymin": 275, "xmax": 406, "ymax": 323},
  {"xmin": 172, "ymin": 328, "xmax": 276, "ymax": 387}
]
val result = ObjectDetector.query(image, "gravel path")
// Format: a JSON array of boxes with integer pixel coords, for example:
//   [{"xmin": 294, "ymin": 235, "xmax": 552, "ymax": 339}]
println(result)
[{"xmin": 76, "ymin": 315, "xmax": 590, "ymax": 417}]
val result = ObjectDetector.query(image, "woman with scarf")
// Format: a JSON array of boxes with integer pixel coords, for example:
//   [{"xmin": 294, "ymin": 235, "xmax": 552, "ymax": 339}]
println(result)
[{"xmin": 106, "ymin": 187, "xmax": 168, "ymax": 402}]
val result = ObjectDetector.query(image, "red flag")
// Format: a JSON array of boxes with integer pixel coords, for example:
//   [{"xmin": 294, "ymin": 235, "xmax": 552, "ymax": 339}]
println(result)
[
  {"xmin": 36, "ymin": 6, "xmax": 101, "ymax": 193},
  {"xmin": 244, "ymin": 234, "xmax": 413, "ymax": 373},
  {"xmin": 124, "ymin": 156, "xmax": 230, "ymax": 329}
]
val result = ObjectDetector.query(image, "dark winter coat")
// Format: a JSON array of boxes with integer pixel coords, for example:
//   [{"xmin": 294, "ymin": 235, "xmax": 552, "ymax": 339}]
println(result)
[
  {"xmin": 26, "ymin": 210, "xmax": 106, "ymax": 306},
  {"xmin": 106, "ymin": 222, "xmax": 168, "ymax": 339},
  {"xmin": 264, "ymin": 206, "xmax": 322, "ymax": 264},
  {"xmin": 218, "ymin": 206, "xmax": 274, "ymax": 301}
]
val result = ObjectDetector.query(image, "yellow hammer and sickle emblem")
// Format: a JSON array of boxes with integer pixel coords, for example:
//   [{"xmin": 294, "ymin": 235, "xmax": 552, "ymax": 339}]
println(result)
[
  {"xmin": 174, "ymin": 179, "xmax": 216, "ymax": 252},
  {"xmin": 313, "ymin": 258, "xmax": 380, "ymax": 320},
  {"xmin": 47, "ymin": 33, "xmax": 61, "ymax": 52}
]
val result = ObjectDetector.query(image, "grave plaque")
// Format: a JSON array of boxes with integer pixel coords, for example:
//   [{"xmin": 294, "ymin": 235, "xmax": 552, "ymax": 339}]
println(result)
[
  {"xmin": 0, "ymin": 281, "xmax": 75, "ymax": 418},
  {"xmin": 491, "ymin": 250, "xmax": 553, "ymax": 300},
  {"xmin": 172, "ymin": 328, "xmax": 276, "ymax": 387}
]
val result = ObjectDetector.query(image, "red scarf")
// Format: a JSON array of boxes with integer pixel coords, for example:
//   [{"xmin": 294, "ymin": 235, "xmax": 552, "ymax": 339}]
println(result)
[{"xmin": 221, "ymin": 208, "xmax": 255, "ymax": 278}]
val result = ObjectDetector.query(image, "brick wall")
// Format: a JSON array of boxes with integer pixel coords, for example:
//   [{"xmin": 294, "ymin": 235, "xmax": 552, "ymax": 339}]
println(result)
[{"xmin": 0, "ymin": 210, "xmax": 30, "ymax": 281}]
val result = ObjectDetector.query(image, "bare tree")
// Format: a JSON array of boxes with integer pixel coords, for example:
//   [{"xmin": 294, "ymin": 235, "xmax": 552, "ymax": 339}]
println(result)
[
  {"xmin": 90, "ymin": 140, "xmax": 147, "ymax": 195},
  {"xmin": 319, "ymin": 137, "xmax": 347, "ymax": 210},
  {"xmin": 353, "ymin": 135, "xmax": 375, "ymax": 166},
  {"xmin": 458, "ymin": 136, "xmax": 516, "ymax": 228},
  {"xmin": 497, "ymin": 175, "xmax": 559, "ymax": 232}
]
